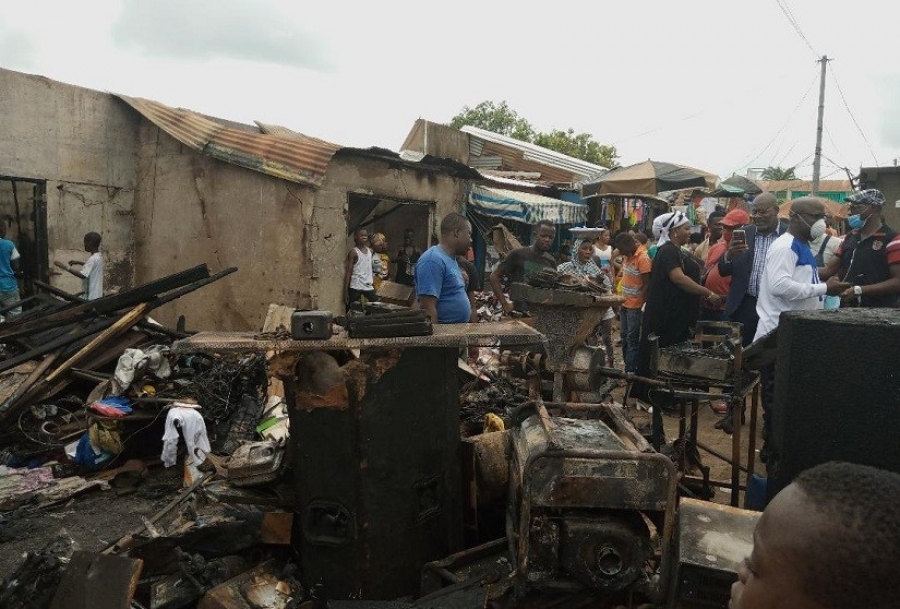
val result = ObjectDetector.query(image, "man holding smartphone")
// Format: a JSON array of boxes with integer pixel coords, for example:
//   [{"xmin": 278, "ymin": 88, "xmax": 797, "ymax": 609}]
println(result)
[{"xmin": 718, "ymin": 193, "xmax": 787, "ymax": 346}]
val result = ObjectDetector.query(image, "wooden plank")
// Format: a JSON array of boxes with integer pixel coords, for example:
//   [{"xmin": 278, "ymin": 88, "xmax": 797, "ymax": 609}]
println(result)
[
  {"xmin": 49, "ymin": 551, "xmax": 143, "ymax": 609},
  {"xmin": 45, "ymin": 303, "xmax": 149, "ymax": 383}
]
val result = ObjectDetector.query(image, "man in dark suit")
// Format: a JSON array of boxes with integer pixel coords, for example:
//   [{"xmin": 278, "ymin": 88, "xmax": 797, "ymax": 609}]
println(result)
[{"xmin": 718, "ymin": 193, "xmax": 786, "ymax": 346}]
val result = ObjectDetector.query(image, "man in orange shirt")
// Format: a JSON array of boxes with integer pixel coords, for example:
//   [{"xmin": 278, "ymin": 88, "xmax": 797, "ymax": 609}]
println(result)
[{"xmin": 615, "ymin": 232, "xmax": 651, "ymax": 374}]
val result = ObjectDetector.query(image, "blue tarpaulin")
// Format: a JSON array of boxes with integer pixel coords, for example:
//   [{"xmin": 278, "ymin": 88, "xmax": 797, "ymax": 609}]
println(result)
[{"xmin": 467, "ymin": 185, "xmax": 587, "ymax": 225}]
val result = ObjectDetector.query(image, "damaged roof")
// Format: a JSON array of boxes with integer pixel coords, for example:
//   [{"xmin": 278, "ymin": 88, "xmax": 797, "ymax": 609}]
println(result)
[{"xmin": 119, "ymin": 95, "xmax": 343, "ymax": 188}]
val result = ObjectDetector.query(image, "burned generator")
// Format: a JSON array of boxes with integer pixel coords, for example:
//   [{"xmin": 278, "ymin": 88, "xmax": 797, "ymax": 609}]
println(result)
[{"xmin": 507, "ymin": 401, "xmax": 677, "ymax": 600}]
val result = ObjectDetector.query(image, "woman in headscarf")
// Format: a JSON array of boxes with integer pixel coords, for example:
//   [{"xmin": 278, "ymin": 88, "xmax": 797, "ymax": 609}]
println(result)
[
  {"xmin": 639, "ymin": 211, "xmax": 724, "ymax": 368},
  {"xmin": 558, "ymin": 238, "xmax": 617, "ymax": 367}
]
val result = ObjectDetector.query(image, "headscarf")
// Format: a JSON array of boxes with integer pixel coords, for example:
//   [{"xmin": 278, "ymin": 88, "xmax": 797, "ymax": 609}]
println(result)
[{"xmin": 654, "ymin": 211, "xmax": 690, "ymax": 247}]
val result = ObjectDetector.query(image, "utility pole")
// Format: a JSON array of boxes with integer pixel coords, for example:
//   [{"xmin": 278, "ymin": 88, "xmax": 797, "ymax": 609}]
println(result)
[{"xmin": 811, "ymin": 55, "xmax": 828, "ymax": 195}]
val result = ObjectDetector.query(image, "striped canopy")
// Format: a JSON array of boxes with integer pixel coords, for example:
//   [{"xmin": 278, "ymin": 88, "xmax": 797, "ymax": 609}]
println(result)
[{"xmin": 467, "ymin": 185, "xmax": 587, "ymax": 225}]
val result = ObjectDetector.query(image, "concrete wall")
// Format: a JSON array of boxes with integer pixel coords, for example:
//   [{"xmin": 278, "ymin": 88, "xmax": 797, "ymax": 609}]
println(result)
[
  {"xmin": 401, "ymin": 119, "xmax": 470, "ymax": 165},
  {"xmin": 298, "ymin": 151, "xmax": 468, "ymax": 316},
  {"xmin": 133, "ymin": 123, "xmax": 317, "ymax": 331},
  {"xmin": 133, "ymin": 129, "xmax": 468, "ymax": 330},
  {"xmin": 0, "ymin": 68, "xmax": 137, "ymax": 294}
]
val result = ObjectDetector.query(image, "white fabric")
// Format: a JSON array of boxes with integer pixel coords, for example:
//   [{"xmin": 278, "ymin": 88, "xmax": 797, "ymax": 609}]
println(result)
[
  {"xmin": 655, "ymin": 211, "xmax": 690, "ymax": 247},
  {"xmin": 349, "ymin": 246, "xmax": 374, "ymax": 291},
  {"xmin": 112, "ymin": 346, "xmax": 172, "ymax": 394},
  {"xmin": 10, "ymin": 247, "xmax": 19, "ymax": 261},
  {"xmin": 161, "ymin": 407, "xmax": 211, "ymax": 467},
  {"xmin": 593, "ymin": 245, "xmax": 613, "ymax": 266},
  {"xmin": 81, "ymin": 252, "xmax": 104, "ymax": 300},
  {"xmin": 754, "ymin": 232, "xmax": 827, "ymax": 341},
  {"xmin": 808, "ymin": 233, "xmax": 842, "ymax": 266}
]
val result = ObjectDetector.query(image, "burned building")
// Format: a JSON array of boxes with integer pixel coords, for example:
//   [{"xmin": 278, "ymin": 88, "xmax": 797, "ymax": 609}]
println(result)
[{"xmin": 0, "ymin": 68, "xmax": 477, "ymax": 330}]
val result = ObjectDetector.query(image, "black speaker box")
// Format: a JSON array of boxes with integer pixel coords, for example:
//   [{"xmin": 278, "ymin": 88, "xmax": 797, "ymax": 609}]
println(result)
[{"xmin": 769, "ymin": 309, "xmax": 900, "ymax": 499}]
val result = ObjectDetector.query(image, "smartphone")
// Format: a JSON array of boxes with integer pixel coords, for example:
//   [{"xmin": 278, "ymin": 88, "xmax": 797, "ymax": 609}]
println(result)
[{"xmin": 732, "ymin": 229, "xmax": 746, "ymax": 245}]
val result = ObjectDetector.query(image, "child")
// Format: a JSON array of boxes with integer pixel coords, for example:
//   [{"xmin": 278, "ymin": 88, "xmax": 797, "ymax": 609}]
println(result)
[{"xmin": 55, "ymin": 231, "xmax": 104, "ymax": 300}]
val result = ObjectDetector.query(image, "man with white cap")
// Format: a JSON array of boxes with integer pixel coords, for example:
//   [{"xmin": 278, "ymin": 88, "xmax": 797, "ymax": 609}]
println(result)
[{"xmin": 819, "ymin": 189, "xmax": 900, "ymax": 308}]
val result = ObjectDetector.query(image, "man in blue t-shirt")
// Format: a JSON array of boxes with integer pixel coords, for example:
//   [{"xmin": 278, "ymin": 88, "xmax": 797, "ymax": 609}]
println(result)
[
  {"xmin": 415, "ymin": 213, "xmax": 474, "ymax": 324},
  {"xmin": 0, "ymin": 222, "xmax": 22, "ymax": 318}
]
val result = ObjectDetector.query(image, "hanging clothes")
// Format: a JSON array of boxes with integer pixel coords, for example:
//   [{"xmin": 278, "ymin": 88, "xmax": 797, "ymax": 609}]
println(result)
[{"xmin": 161, "ymin": 406, "xmax": 211, "ymax": 468}]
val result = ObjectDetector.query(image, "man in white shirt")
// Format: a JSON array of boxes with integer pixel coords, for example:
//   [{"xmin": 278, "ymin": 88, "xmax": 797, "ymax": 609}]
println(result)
[
  {"xmin": 753, "ymin": 198, "xmax": 848, "ymax": 465},
  {"xmin": 54, "ymin": 231, "xmax": 104, "ymax": 300},
  {"xmin": 754, "ymin": 199, "xmax": 848, "ymax": 341}
]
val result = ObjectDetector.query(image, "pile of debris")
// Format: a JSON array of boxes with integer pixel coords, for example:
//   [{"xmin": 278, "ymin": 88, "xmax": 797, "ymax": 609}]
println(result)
[{"xmin": 0, "ymin": 265, "xmax": 308, "ymax": 608}]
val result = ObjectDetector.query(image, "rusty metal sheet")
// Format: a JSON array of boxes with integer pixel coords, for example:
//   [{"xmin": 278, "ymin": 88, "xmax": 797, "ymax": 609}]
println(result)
[
  {"xmin": 173, "ymin": 321, "xmax": 545, "ymax": 353},
  {"xmin": 677, "ymin": 497, "xmax": 759, "ymax": 572},
  {"xmin": 118, "ymin": 95, "xmax": 341, "ymax": 188}
]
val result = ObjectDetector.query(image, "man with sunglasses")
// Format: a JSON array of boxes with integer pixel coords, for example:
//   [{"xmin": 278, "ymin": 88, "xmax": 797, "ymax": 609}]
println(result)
[{"xmin": 819, "ymin": 189, "xmax": 900, "ymax": 308}]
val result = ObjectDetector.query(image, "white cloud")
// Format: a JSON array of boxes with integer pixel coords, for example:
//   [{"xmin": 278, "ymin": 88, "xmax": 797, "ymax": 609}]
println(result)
[
  {"xmin": 111, "ymin": 0, "xmax": 333, "ymax": 71},
  {"xmin": 0, "ymin": 24, "xmax": 37, "ymax": 69}
]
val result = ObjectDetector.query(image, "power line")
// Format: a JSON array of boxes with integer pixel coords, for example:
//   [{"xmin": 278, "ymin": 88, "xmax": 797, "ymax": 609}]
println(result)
[
  {"xmin": 829, "ymin": 65, "xmax": 880, "ymax": 166},
  {"xmin": 733, "ymin": 70, "xmax": 819, "ymax": 173},
  {"xmin": 823, "ymin": 125, "xmax": 843, "ymax": 162},
  {"xmin": 772, "ymin": 0, "xmax": 819, "ymax": 58}
]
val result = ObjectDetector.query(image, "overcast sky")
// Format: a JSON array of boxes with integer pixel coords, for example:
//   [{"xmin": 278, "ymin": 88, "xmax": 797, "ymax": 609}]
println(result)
[{"xmin": 1, "ymin": 0, "xmax": 897, "ymax": 180}]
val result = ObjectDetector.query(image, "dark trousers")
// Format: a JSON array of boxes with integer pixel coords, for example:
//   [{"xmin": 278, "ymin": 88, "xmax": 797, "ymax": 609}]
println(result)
[
  {"xmin": 347, "ymin": 288, "xmax": 378, "ymax": 307},
  {"xmin": 620, "ymin": 307, "xmax": 642, "ymax": 373},
  {"xmin": 729, "ymin": 294, "xmax": 759, "ymax": 347}
]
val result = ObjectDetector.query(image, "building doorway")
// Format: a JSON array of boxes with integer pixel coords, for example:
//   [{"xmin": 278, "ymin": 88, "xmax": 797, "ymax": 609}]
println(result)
[
  {"xmin": 346, "ymin": 193, "xmax": 434, "ymax": 285},
  {"xmin": 0, "ymin": 177, "xmax": 50, "ymax": 298}
]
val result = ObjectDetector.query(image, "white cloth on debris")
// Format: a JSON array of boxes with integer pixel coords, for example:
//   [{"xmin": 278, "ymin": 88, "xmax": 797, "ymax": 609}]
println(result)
[
  {"xmin": 113, "ymin": 346, "xmax": 172, "ymax": 393},
  {"xmin": 161, "ymin": 407, "xmax": 211, "ymax": 468}
]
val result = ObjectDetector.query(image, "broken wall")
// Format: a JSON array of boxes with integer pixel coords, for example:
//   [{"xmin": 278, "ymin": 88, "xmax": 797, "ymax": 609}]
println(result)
[
  {"xmin": 0, "ymin": 68, "xmax": 138, "ymax": 294},
  {"xmin": 132, "ymin": 123, "xmax": 316, "ymax": 331},
  {"xmin": 313, "ymin": 153, "xmax": 468, "ymax": 312}
]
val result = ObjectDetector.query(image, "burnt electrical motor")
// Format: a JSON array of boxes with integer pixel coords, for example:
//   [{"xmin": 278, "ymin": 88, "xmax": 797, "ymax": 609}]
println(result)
[{"xmin": 506, "ymin": 401, "xmax": 677, "ymax": 600}]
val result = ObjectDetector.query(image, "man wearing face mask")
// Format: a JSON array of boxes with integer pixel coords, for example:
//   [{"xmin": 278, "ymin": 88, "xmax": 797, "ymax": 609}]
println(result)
[
  {"xmin": 753, "ymin": 199, "xmax": 850, "ymax": 462},
  {"xmin": 819, "ymin": 189, "xmax": 900, "ymax": 308}
]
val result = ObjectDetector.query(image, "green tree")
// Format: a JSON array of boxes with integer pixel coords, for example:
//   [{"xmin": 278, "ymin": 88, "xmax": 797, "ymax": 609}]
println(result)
[
  {"xmin": 761, "ymin": 166, "xmax": 798, "ymax": 180},
  {"xmin": 449, "ymin": 100, "xmax": 535, "ymax": 142},
  {"xmin": 449, "ymin": 100, "xmax": 618, "ymax": 167},
  {"xmin": 534, "ymin": 128, "xmax": 618, "ymax": 168}
]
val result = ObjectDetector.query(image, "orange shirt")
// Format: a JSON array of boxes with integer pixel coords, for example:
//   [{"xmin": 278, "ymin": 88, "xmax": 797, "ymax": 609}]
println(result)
[{"xmin": 620, "ymin": 248, "xmax": 652, "ymax": 309}]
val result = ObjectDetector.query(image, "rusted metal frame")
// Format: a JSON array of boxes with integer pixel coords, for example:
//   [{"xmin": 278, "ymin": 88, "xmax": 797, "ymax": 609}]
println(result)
[
  {"xmin": 696, "ymin": 441, "xmax": 750, "ymax": 475},
  {"xmin": 730, "ymin": 327, "xmax": 746, "ymax": 506},
  {"xmin": 747, "ymin": 382, "xmax": 761, "ymax": 477},
  {"xmin": 682, "ymin": 475, "xmax": 747, "ymax": 491},
  {"xmin": 547, "ymin": 402, "xmax": 652, "ymax": 453}
]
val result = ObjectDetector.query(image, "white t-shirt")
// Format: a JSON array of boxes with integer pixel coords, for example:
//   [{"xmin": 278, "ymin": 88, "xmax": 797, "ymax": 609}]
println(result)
[
  {"xmin": 82, "ymin": 252, "xmax": 104, "ymax": 300},
  {"xmin": 754, "ymin": 233, "xmax": 826, "ymax": 341},
  {"xmin": 350, "ymin": 247, "xmax": 374, "ymax": 291}
]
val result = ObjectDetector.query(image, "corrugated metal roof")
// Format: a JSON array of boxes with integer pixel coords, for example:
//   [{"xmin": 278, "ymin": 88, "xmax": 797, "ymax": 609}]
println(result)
[
  {"xmin": 469, "ymin": 155, "xmax": 502, "ymax": 169},
  {"xmin": 461, "ymin": 126, "xmax": 609, "ymax": 182},
  {"xmin": 758, "ymin": 179, "xmax": 852, "ymax": 193},
  {"xmin": 119, "ymin": 95, "xmax": 342, "ymax": 187}
]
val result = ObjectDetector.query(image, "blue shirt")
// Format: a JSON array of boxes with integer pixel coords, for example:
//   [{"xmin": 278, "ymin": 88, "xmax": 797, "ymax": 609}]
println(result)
[
  {"xmin": 0, "ymin": 239, "xmax": 19, "ymax": 292},
  {"xmin": 414, "ymin": 245, "xmax": 471, "ymax": 323}
]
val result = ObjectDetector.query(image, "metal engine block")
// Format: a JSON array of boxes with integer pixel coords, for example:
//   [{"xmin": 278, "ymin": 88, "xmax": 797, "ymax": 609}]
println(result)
[{"xmin": 507, "ymin": 401, "xmax": 677, "ymax": 599}]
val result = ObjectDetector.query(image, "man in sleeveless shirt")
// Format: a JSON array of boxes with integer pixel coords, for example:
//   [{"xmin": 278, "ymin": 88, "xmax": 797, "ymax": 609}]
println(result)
[{"xmin": 344, "ymin": 229, "xmax": 378, "ymax": 310}]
